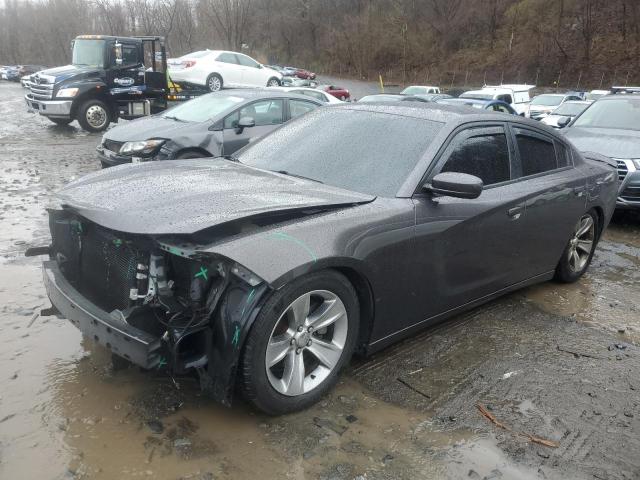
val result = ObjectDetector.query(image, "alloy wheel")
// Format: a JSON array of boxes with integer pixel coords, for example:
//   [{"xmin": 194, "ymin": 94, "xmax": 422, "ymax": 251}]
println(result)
[
  {"xmin": 265, "ymin": 290, "xmax": 348, "ymax": 396},
  {"xmin": 567, "ymin": 214, "xmax": 595, "ymax": 272},
  {"xmin": 208, "ymin": 76, "xmax": 221, "ymax": 91},
  {"xmin": 267, "ymin": 78, "xmax": 280, "ymax": 87},
  {"xmin": 85, "ymin": 105, "xmax": 108, "ymax": 129}
]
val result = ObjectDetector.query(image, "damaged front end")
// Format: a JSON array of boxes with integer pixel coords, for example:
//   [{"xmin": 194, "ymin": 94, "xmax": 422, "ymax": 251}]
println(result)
[{"xmin": 30, "ymin": 209, "xmax": 271, "ymax": 406}]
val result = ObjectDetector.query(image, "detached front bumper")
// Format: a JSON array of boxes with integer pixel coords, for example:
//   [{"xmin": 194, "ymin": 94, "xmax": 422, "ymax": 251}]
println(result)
[
  {"xmin": 42, "ymin": 260, "xmax": 162, "ymax": 369},
  {"xmin": 25, "ymin": 94, "xmax": 72, "ymax": 118}
]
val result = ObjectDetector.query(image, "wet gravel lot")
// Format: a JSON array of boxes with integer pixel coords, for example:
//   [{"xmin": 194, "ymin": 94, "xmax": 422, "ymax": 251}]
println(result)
[{"xmin": 1, "ymin": 81, "xmax": 639, "ymax": 480}]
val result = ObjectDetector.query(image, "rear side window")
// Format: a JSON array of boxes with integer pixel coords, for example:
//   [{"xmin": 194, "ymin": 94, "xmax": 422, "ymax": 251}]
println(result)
[
  {"xmin": 555, "ymin": 142, "xmax": 572, "ymax": 168},
  {"xmin": 497, "ymin": 94, "xmax": 513, "ymax": 104},
  {"xmin": 515, "ymin": 130, "xmax": 558, "ymax": 176},
  {"xmin": 440, "ymin": 127, "xmax": 510, "ymax": 186},
  {"xmin": 217, "ymin": 53, "xmax": 238, "ymax": 64},
  {"xmin": 289, "ymin": 99, "xmax": 318, "ymax": 119}
]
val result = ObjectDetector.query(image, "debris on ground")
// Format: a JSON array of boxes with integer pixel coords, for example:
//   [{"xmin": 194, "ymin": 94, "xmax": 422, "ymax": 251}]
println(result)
[{"xmin": 477, "ymin": 404, "xmax": 559, "ymax": 448}]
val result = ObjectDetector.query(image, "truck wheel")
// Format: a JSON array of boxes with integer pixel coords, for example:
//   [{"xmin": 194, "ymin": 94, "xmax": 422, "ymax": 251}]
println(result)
[
  {"xmin": 206, "ymin": 74, "xmax": 223, "ymax": 92},
  {"xmin": 267, "ymin": 77, "xmax": 280, "ymax": 87},
  {"xmin": 78, "ymin": 99, "xmax": 111, "ymax": 133},
  {"xmin": 48, "ymin": 118, "xmax": 72, "ymax": 126}
]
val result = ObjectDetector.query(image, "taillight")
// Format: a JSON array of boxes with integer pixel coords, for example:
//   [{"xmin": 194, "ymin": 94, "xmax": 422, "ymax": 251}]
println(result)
[{"xmin": 183, "ymin": 60, "xmax": 196, "ymax": 68}]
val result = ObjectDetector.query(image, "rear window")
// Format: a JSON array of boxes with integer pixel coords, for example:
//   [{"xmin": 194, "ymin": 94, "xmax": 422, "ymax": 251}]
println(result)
[
  {"xmin": 183, "ymin": 51, "xmax": 211, "ymax": 59},
  {"xmin": 531, "ymin": 95, "xmax": 564, "ymax": 106},
  {"xmin": 238, "ymin": 109, "xmax": 443, "ymax": 197}
]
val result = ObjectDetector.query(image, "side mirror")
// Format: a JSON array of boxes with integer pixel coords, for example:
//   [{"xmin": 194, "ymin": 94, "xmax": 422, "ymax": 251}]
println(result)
[
  {"xmin": 114, "ymin": 42, "xmax": 123, "ymax": 66},
  {"xmin": 556, "ymin": 116, "xmax": 571, "ymax": 128},
  {"xmin": 257, "ymin": 63, "xmax": 263, "ymax": 69},
  {"xmin": 424, "ymin": 172, "xmax": 483, "ymax": 199},
  {"xmin": 235, "ymin": 116, "xmax": 255, "ymax": 134}
]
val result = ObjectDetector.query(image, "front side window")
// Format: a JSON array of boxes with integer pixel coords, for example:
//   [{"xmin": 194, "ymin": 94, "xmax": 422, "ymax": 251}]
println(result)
[
  {"xmin": 289, "ymin": 99, "xmax": 318, "ymax": 119},
  {"xmin": 116, "ymin": 44, "xmax": 139, "ymax": 66},
  {"xmin": 224, "ymin": 99, "xmax": 284, "ymax": 128},
  {"xmin": 236, "ymin": 54, "xmax": 259, "ymax": 68},
  {"xmin": 515, "ymin": 130, "xmax": 558, "ymax": 176},
  {"xmin": 439, "ymin": 127, "xmax": 511, "ymax": 186},
  {"xmin": 496, "ymin": 94, "xmax": 513, "ymax": 104}
]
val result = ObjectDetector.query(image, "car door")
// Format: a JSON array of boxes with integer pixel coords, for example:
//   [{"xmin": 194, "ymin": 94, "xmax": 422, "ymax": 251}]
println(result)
[
  {"xmin": 107, "ymin": 42, "xmax": 145, "ymax": 90},
  {"xmin": 507, "ymin": 125, "xmax": 587, "ymax": 279},
  {"xmin": 408, "ymin": 124, "xmax": 530, "ymax": 327},
  {"xmin": 221, "ymin": 99, "xmax": 284, "ymax": 155},
  {"xmin": 215, "ymin": 52, "xmax": 242, "ymax": 86},
  {"xmin": 235, "ymin": 53, "xmax": 263, "ymax": 87}
]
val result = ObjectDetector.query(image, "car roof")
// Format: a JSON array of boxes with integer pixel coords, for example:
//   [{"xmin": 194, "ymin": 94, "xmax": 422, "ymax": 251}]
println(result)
[{"xmin": 561, "ymin": 100, "xmax": 591, "ymax": 105}]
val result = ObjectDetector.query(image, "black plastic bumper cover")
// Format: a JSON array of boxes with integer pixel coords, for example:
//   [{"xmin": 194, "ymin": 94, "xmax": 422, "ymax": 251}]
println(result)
[{"xmin": 42, "ymin": 260, "xmax": 162, "ymax": 369}]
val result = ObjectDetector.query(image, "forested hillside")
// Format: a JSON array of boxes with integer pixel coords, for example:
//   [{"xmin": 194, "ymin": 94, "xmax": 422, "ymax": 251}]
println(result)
[{"xmin": 1, "ymin": 0, "xmax": 638, "ymax": 88}]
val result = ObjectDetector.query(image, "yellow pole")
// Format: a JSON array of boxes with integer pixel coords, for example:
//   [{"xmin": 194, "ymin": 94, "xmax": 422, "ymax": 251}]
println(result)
[{"xmin": 379, "ymin": 74, "xmax": 384, "ymax": 93}]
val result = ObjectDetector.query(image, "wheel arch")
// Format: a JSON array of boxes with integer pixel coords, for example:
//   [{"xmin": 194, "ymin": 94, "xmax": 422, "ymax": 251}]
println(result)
[
  {"xmin": 173, "ymin": 147, "xmax": 213, "ymax": 159},
  {"xmin": 70, "ymin": 88, "xmax": 114, "ymax": 120}
]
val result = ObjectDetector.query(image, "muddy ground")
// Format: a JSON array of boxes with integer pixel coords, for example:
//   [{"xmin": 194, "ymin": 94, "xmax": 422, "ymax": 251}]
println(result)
[{"xmin": 0, "ymin": 80, "xmax": 638, "ymax": 480}]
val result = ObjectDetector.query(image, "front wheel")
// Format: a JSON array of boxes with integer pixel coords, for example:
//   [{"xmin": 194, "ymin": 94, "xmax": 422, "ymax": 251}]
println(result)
[
  {"xmin": 554, "ymin": 210, "xmax": 599, "ymax": 283},
  {"xmin": 77, "ymin": 99, "xmax": 111, "ymax": 133},
  {"xmin": 266, "ymin": 77, "xmax": 280, "ymax": 87},
  {"xmin": 241, "ymin": 270, "xmax": 359, "ymax": 415}
]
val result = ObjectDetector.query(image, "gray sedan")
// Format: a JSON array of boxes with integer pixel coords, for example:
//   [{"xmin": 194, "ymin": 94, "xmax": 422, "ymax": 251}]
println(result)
[{"xmin": 97, "ymin": 89, "xmax": 323, "ymax": 167}]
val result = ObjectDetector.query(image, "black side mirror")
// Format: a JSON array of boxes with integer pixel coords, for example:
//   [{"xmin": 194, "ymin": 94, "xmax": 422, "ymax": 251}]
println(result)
[
  {"xmin": 424, "ymin": 172, "xmax": 483, "ymax": 199},
  {"xmin": 556, "ymin": 116, "xmax": 571, "ymax": 128},
  {"xmin": 235, "ymin": 116, "xmax": 255, "ymax": 134}
]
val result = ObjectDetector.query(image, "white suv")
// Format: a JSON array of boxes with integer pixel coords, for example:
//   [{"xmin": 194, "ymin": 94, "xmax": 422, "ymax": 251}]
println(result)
[{"xmin": 168, "ymin": 50, "xmax": 282, "ymax": 92}]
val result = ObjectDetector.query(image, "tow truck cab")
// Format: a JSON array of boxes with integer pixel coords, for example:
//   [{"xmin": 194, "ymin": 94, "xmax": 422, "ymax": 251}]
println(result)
[{"xmin": 25, "ymin": 35, "xmax": 172, "ymax": 132}]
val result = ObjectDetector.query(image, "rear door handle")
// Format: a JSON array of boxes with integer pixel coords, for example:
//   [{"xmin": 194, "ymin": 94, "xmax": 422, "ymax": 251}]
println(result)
[{"xmin": 507, "ymin": 206, "xmax": 523, "ymax": 219}]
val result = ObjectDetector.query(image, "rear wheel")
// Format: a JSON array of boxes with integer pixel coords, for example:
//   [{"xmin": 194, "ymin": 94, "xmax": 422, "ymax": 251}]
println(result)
[
  {"xmin": 555, "ymin": 210, "xmax": 599, "ymax": 283},
  {"xmin": 77, "ymin": 99, "xmax": 111, "ymax": 133},
  {"xmin": 206, "ymin": 73, "xmax": 223, "ymax": 92},
  {"xmin": 48, "ymin": 117, "xmax": 72, "ymax": 126},
  {"xmin": 241, "ymin": 270, "xmax": 359, "ymax": 415}
]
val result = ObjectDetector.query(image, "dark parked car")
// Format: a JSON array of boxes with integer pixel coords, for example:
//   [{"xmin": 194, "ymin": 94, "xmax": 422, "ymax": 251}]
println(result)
[
  {"xmin": 31, "ymin": 103, "xmax": 617, "ymax": 415},
  {"xmin": 437, "ymin": 97, "xmax": 518, "ymax": 114},
  {"xmin": 97, "ymin": 89, "xmax": 322, "ymax": 167},
  {"xmin": 413, "ymin": 93, "xmax": 453, "ymax": 102},
  {"xmin": 563, "ymin": 93, "xmax": 640, "ymax": 210},
  {"xmin": 358, "ymin": 94, "xmax": 429, "ymax": 103}
]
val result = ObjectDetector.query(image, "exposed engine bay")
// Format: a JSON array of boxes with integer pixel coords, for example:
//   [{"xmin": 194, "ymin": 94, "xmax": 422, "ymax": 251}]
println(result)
[{"xmin": 39, "ymin": 208, "xmax": 270, "ymax": 405}]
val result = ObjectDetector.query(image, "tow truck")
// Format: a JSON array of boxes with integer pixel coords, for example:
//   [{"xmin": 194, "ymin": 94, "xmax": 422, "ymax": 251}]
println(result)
[{"xmin": 25, "ymin": 35, "xmax": 206, "ymax": 132}]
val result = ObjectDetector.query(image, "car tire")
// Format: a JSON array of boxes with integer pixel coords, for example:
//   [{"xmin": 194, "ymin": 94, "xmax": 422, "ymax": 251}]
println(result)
[
  {"xmin": 176, "ymin": 151, "xmax": 208, "ymax": 159},
  {"xmin": 241, "ymin": 270, "xmax": 359, "ymax": 415},
  {"xmin": 48, "ymin": 118, "xmax": 72, "ymax": 126},
  {"xmin": 266, "ymin": 77, "xmax": 280, "ymax": 87},
  {"xmin": 77, "ymin": 99, "xmax": 111, "ymax": 133},
  {"xmin": 206, "ymin": 73, "xmax": 223, "ymax": 92},
  {"xmin": 340, "ymin": 95, "xmax": 346, "ymax": 101},
  {"xmin": 554, "ymin": 210, "xmax": 600, "ymax": 283}
]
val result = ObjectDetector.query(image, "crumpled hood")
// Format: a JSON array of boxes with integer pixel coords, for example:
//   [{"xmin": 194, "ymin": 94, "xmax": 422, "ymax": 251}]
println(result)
[
  {"xmin": 563, "ymin": 127, "xmax": 640, "ymax": 159},
  {"xmin": 57, "ymin": 159, "xmax": 374, "ymax": 235},
  {"xmin": 37, "ymin": 64, "xmax": 101, "ymax": 83},
  {"xmin": 104, "ymin": 116, "xmax": 197, "ymax": 142}
]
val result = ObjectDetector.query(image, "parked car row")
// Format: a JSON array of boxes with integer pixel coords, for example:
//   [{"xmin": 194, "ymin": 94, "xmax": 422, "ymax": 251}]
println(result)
[{"xmin": 0, "ymin": 64, "xmax": 47, "ymax": 81}]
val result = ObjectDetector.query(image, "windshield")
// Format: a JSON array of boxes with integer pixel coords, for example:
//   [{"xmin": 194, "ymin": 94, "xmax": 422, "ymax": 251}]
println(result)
[
  {"xmin": 460, "ymin": 93, "xmax": 493, "ymax": 100},
  {"xmin": 237, "ymin": 109, "xmax": 443, "ymax": 196},
  {"xmin": 572, "ymin": 98, "xmax": 640, "ymax": 130},
  {"xmin": 553, "ymin": 103, "xmax": 588, "ymax": 116},
  {"xmin": 72, "ymin": 39, "xmax": 105, "ymax": 67},
  {"xmin": 162, "ymin": 93, "xmax": 245, "ymax": 122},
  {"xmin": 531, "ymin": 95, "xmax": 564, "ymax": 106},
  {"xmin": 402, "ymin": 86, "xmax": 427, "ymax": 95}
]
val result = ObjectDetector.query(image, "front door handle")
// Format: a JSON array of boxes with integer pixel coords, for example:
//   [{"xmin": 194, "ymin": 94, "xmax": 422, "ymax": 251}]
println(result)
[
  {"xmin": 573, "ymin": 186, "xmax": 586, "ymax": 197},
  {"xmin": 507, "ymin": 206, "xmax": 523, "ymax": 219}
]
